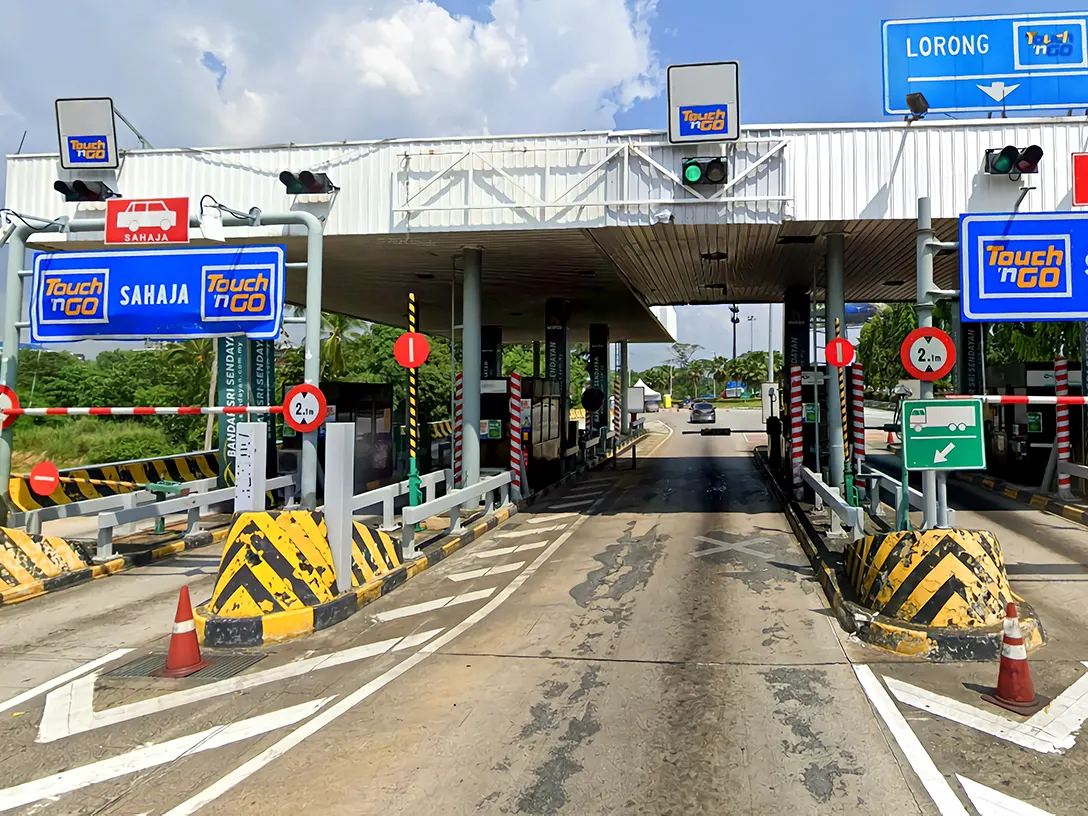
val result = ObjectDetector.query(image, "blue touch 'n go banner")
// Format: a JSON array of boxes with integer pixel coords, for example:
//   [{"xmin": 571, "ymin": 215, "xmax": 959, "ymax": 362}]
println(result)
[
  {"xmin": 960, "ymin": 212, "xmax": 1088, "ymax": 323},
  {"xmin": 31, "ymin": 245, "xmax": 286, "ymax": 342}
]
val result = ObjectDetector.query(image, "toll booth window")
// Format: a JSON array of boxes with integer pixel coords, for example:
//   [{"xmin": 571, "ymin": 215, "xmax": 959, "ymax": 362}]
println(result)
[{"xmin": 532, "ymin": 402, "xmax": 543, "ymax": 445}]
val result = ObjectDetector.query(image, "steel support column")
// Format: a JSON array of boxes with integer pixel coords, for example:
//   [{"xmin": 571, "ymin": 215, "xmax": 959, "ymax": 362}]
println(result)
[
  {"xmin": 916, "ymin": 197, "xmax": 939, "ymax": 528},
  {"xmin": 825, "ymin": 234, "xmax": 846, "ymax": 489},
  {"xmin": 461, "ymin": 248, "xmax": 483, "ymax": 488}
]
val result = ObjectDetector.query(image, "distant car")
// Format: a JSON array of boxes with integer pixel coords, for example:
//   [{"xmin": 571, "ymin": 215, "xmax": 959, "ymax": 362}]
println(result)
[{"xmin": 689, "ymin": 401, "xmax": 716, "ymax": 423}]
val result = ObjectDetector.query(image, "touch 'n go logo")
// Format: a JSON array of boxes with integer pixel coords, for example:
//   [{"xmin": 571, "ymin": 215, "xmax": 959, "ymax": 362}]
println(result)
[
  {"xmin": 38, "ymin": 270, "xmax": 109, "ymax": 324},
  {"xmin": 201, "ymin": 265, "xmax": 276, "ymax": 322},
  {"xmin": 66, "ymin": 135, "xmax": 109, "ymax": 165},
  {"xmin": 679, "ymin": 105, "xmax": 728, "ymax": 135},
  {"xmin": 979, "ymin": 237, "xmax": 1071, "ymax": 298}
]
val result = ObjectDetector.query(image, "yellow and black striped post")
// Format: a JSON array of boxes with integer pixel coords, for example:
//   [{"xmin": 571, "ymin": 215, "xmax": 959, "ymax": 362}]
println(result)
[
  {"xmin": 408, "ymin": 292, "xmax": 421, "ymax": 507},
  {"xmin": 836, "ymin": 318, "xmax": 858, "ymax": 506}
]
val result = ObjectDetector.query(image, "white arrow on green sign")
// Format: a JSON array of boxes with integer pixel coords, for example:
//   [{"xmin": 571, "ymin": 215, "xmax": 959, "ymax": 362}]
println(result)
[{"xmin": 902, "ymin": 398, "xmax": 986, "ymax": 471}]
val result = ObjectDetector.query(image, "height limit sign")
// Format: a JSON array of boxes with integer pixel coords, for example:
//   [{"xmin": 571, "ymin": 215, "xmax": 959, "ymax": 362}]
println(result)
[{"xmin": 900, "ymin": 327, "xmax": 956, "ymax": 382}]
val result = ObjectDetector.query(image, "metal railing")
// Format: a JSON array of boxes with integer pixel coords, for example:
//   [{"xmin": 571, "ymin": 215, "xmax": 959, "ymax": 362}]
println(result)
[
  {"xmin": 95, "ymin": 474, "xmax": 299, "ymax": 560},
  {"xmin": 341, "ymin": 469, "xmax": 450, "ymax": 531},
  {"xmin": 1058, "ymin": 460, "xmax": 1088, "ymax": 481},
  {"xmin": 856, "ymin": 464, "xmax": 956, "ymax": 527},
  {"xmin": 401, "ymin": 470, "xmax": 512, "ymax": 557},
  {"xmin": 801, "ymin": 467, "xmax": 864, "ymax": 540}
]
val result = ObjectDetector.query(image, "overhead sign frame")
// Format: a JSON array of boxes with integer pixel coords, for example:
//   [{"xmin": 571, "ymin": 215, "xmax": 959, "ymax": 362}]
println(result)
[
  {"xmin": 882, "ymin": 12, "xmax": 1088, "ymax": 115},
  {"xmin": 960, "ymin": 211, "xmax": 1088, "ymax": 322},
  {"xmin": 667, "ymin": 61, "xmax": 740, "ymax": 144},
  {"xmin": 55, "ymin": 97, "xmax": 120, "ymax": 170}
]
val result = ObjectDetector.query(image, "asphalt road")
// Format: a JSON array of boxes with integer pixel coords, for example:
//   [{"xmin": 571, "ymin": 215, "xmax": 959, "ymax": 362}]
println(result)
[{"xmin": 0, "ymin": 411, "xmax": 932, "ymax": 815}]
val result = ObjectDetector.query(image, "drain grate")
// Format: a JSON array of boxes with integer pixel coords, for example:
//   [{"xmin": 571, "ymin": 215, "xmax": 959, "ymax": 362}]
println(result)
[{"xmin": 103, "ymin": 652, "xmax": 265, "ymax": 680}]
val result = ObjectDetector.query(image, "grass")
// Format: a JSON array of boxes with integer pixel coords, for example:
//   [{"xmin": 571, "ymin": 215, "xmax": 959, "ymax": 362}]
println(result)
[{"xmin": 12, "ymin": 418, "xmax": 177, "ymax": 470}]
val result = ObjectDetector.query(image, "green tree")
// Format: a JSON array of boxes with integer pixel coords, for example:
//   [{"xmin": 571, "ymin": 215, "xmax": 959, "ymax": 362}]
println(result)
[{"xmin": 165, "ymin": 339, "xmax": 217, "ymax": 448}]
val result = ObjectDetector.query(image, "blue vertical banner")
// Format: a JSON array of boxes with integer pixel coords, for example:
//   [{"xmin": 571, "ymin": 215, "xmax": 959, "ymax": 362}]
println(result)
[{"xmin": 217, "ymin": 337, "xmax": 250, "ymax": 488}]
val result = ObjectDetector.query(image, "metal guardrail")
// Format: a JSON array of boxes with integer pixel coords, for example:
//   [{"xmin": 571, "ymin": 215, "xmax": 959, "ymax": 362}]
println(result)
[
  {"xmin": 14, "ymin": 477, "xmax": 220, "ymax": 535},
  {"xmin": 1058, "ymin": 460, "xmax": 1088, "ymax": 481},
  {"xmin": 401, "ymin": 470, "xmax": 512, "ymax": 557},
  {"xmin": 95, "ymin": 474, "xmax": 299, "ymax": 560},
  {"xmin": 343, "ymin": 469, "xmax": 450, "ymax": 531},
  {"xmin": 801, "ymin": 467, "xmax": 864, "ymax": 540},
  {"xmin": 857, "ymin": 464, "xmax": 956, "ymax": 527}
]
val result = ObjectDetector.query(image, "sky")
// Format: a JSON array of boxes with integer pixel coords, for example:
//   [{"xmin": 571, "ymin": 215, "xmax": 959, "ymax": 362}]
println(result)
[{"xmin": 1, "ymin": 0, "xmax": 1084, "ymax": 369}]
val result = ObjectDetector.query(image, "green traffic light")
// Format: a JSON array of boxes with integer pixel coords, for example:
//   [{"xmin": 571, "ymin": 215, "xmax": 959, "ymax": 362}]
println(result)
[
  {"xmin": 990, "ymin": 146, "xmax": 1019, "ymax": 175},
  {"xmin": 279, "ymin": 171, "xmax": 305, "ymax": 195},
  {"xmin": 684, "ymin": 162, "xmax": 703, "ymax": 183}
]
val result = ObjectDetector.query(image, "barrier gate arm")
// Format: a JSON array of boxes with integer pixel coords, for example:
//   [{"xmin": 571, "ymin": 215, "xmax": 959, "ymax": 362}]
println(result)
[{"xmin": 0, "ymin": 209, "xmax": 326, "ymax": 518}]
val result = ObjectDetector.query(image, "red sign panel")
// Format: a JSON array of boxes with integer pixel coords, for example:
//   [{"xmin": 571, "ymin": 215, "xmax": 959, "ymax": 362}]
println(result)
[
  {"xmin": 394, "ymin": 332, "xmax": 431, "ymax": 368},
  {"xmin": 105, "ymin": 197, "xmax": 190, "ymax": 245},
  {"xmin": 900, "ymin": 327, "xmax": 956, "ymax": 382},
  {"xmin": 1074, "ymin": 153, "xmax": 1088, "ymax": 208},
  {"xmin": 29, "ymin": 461, "xmax": 60, "ymax": 496},
  {"xmin": 826, "ymin": 337, "xmax": 855, "ymax": 368}
]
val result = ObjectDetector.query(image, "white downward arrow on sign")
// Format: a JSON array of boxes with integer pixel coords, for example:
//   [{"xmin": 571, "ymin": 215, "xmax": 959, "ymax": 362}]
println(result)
[
  {"xmin": 886, "ymin": 662, "xmax": 1088, "ymax": 755},
  {"xmin": 977, "ymin": 81, "xmax": 1020, "ymax": 102},
  {"xmin": 933, "ymin": 442, "xmax": 955, "ymax": 464}
]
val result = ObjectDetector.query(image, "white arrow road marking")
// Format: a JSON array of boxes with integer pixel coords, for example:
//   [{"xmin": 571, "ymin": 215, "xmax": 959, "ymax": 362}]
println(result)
[
  {"xmin": 475, "ymin": 542, "xmax": 549, "ymax": 560},
  {"xmin": 692, "ymin": 535, "xmax": 773, "ymax": 560},
  {"xmin": 165, "ymin": 477, "xmax": 604, "ymax": 816},
  {"xmin": 446, "ymin": 562, "xmax": 525, "ymax": 583},
  {"xmin": 934, "ymin": 442, "xmax": 955, "ymax": 464},
  {"xmin": 371, "ymin": 588, "xmax": 495, "ymax": 622},
  {"xmin": 957, "ymin": 776, "xmax": 1054, "ymax": 816},
  {"xmin": 0, "ymin": 698, "xmax": 332, "ymax": 813},
  {"xmin": 36, "ymin": 630, "xmax": 441, "ymax": 743},
  {"xmin": 496, "ymin": 525, "xmax": 564, "ymax": 539},
  {"xmin": 885, "ymin": 662, "xmax": 1088, "ymax": 754},
  {"xmin": 977, "ymin": 81, "xmax": 1020, "ymax": 102},
  {"xmin": 0, "ymin": 649, "xmax": 132, "ymax": 715},
  {"xmin": 854, "ymin": 666, "xmax": 970, "ymax": 816}
]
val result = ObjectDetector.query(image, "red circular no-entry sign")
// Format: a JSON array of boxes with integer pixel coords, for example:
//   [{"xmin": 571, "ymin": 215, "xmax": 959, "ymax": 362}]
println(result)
[
  {"xmin": 282, "ymin": 384, "xmax": 328, "ymax": 434},
  {"xmin": 29, "ymin": 461, "xmax": 60, "ymax": 496},
  {"xmin": 900, "ymin": 327, "xmax": 957, "ymax": 382},
  {"xmin": 826, "ymin": 337, "xmax": 855, "ymax": 368},
  {"xmin": 394, "ymin": 332, "xmax": 430, "ymax": 369},
  {"xmin": 0, "ymin": 385, "xmax": 19, "ymax": 430}
]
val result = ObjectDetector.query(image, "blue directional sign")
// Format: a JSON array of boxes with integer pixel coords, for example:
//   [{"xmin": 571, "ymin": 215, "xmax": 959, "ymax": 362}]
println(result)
[
  {"xmin": 960, "ymin": 212, "xmax": 1088, "ymax": 322},
  {"xmin": 31, "ymin": 245, "xmax": 286, "ymax": 342},
  {"xmin": 883, "ymin": 13, "xmax": 1088, "ymax": 115}
]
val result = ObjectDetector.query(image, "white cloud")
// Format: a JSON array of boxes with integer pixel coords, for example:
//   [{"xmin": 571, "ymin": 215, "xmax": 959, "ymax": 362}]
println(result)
[{"xmin": 0, "ymin": 0, "xmax": 661, "ymax": 160}]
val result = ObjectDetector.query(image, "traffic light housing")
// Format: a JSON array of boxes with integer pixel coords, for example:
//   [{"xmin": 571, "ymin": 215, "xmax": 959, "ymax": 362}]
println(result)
[
  {"xmin": 53, "ymin": 180, "xmax": 118, "ymax": 201},
  {"xmin": 985, "ymin": 145, "xmax": 1043, "ymax": 177},
  {"xmin": 682, "ymin": 157, "xmax": 727, "ymax": 186},
  {"xmin": 279, "ymin": 170, "xmax": 338, "ymax": 195}
]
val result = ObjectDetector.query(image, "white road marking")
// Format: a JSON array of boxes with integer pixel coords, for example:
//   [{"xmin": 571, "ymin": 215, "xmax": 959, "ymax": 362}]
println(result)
[
  {"xmin": 496, "ymin": 525, "xmax": 564, "ymax": 539},
  {"xmin": 371, "ymin": 589, "xmax": 495, "ymax": 622},
  {"xmin": 853, "ymin": 665, "xmax": 969, "ymax": 816},
  {"xmin": 475, "ymin": 542, "xmax": 549, "ymax": 559},
  {"xmin": 0, "ymin": 649, "xmax": 133, "ymax": 715},
  {"xmin": 0, "ymin": 699, "xmax": 331, "ymax": 813},
  {"xmin": 692, "ymin": 535, "xmax": 773, "ymax": 560},
  {"xmin": 36, "ymin": 630, "xmax": 441, "ymax": 743},
  {"xmin": 957, "ymin": 776, "xmax": 1054, "ymax": 816},
  {"xmin": 168, "ymin": 465, "xmax": 614, "ymax": 815},
  {"xmin": 884, "ymin": 665, "xmax": 1088, "ymax": 754},
  {"xmin": 446, "ymin": 562, "xmax": 525, "ymax": 583},
  {"xmin": 527, "ymin": 513, "xmax": 574, "ymax": 524},
  {"xmin": 547, "ymin": 499, "xmax": 594, "ymax": 510},
  {"xmin": 562, "ymin": 488, "xmax": 604, "ymax": 498}
]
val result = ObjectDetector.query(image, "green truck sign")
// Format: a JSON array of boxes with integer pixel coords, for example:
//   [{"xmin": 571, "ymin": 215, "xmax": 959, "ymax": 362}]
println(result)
[{"xmin": 902, "ymin": 398, "xmax": 986, "ymax": 471}]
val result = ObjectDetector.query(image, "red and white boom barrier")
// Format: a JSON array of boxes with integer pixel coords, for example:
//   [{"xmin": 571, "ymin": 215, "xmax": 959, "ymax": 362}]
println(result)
[
  {"xmin": 945, "ymin": 395, "xmax": 1088, "ymax": 405},
  {"xmin": 0, "ymin": 405, "xmax": 283, "ymax": 417}
]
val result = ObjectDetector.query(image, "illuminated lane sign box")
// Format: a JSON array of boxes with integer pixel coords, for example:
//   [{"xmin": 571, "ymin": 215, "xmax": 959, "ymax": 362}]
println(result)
[
  {"xmin": 55, "ymin": 97, "xmax": 120, "ymax": 170},
  {"xmin": 31, "ymin": 245, "xmax": 285, "ymax": 342},
  {"xmin": 667, "ymin": 62, "xmax": 740, "ymax": 144},
  {"xmin": 960, "ymin": 212, "xmax": 1087, "ymax": 322}
]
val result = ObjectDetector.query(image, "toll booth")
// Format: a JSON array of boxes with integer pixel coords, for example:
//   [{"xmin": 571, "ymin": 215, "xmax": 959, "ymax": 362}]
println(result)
[
  {"xmin": 479, "ymin": 379, "xmax": 512, "ymax": 471},
  {"xmin": 281, "ymin": 382, "xmax": 395, "ymax": 494},
  {"xmin": 802, "ymin": 367, "xmax": 829, "ymax": 480},
  {"xmin": 521, "ymin": 377, "xmax": 563, "ymax": 487},
  {"xmin": 983, "ymin": 363, "xmax": 1084, "ymax": 485}
]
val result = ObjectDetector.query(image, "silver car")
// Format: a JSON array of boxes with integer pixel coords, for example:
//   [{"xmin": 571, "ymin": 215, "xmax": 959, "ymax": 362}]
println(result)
[{"xmin": 688, "ymin": 401, "xmax": 716, "ymax": 423}]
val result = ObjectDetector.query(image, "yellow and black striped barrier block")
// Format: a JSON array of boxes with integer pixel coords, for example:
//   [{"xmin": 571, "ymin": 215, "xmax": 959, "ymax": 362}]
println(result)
[
  {"xmin": 8, "ymin": 451, "xmax": 220, "ymax": 512},
  {"xmin": 752, "ymin": 447, "xmax": 1045, "ymax": 660},
  {"xmin": 430, "ymin": 420, "xmax": 453, "ymax": 439},
  {"xmin": 571, "ymin": 408, "xmax": 587, "ymax": 420},
  {"xmin": 0, "ymin": 524, "xmax": 229, "ymax": 606}
]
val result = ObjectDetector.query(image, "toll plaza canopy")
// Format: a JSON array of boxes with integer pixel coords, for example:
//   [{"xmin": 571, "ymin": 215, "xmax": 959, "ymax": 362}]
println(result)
[{"xmin": 4, "ymin": 116, "xmax": 1081, "ymax": 338}]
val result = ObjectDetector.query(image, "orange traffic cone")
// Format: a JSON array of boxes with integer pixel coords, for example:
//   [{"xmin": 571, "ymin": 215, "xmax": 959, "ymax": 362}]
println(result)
[
  {"xmin": 157, "ymin": 586, "xmax": 209, "ymax": 678},
  {"xmin": 886, "ymin": 430, "xmax": 896, "ymax": 445},
  {"xmin": 982, "ymin": 602, "xmax": 1046, "ymax": 716}
]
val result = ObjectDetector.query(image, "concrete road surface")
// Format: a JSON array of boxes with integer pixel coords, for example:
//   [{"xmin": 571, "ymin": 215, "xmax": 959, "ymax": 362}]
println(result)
[{"xmin": 0, "ymin": 410, "xmax": 934, "ymax": 815}]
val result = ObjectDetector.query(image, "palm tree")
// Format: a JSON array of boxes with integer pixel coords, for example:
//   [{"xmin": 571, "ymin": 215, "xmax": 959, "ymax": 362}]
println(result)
[
  {"xmin": 321, "ymin": 313, "xmax": 366, "ymax": 380},
  {"xmin": 165, "ymin": 339, "xmax": 217, "ymax": 448}
]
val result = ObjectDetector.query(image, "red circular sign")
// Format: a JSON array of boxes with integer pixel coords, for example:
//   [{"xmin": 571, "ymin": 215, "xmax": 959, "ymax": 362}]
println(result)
[
  {"xmin": 282, "ymin": 384, "xmax": 328, "ymax": 434},
  {"xmin": 0, "ymin": 385, "xmax": 19, "ymax": 430},
  {"xmin": 826, "ymin": 337, "xmax": 855, "ymax": 368},
  {"xmin": 29, "ymin": 461, "xmax": 60, "ymax": 497},
  {"xmin": 393, "ymin": 332, "xmax": 430, "ymax": 369},
  {"xmin": 900, "ymin": 327, "xmax": 957, "ymax": 382}
]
